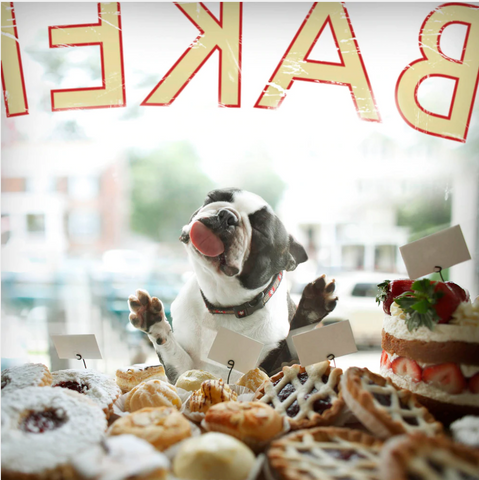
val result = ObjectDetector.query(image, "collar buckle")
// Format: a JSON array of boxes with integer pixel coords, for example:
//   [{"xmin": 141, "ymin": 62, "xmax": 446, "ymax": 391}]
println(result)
[{"xmin": 234, "ymin": 292, "xmax": 265, "ymax": 318}]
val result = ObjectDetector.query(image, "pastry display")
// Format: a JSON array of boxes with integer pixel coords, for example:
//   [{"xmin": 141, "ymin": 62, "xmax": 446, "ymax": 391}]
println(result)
[
  {"xmin": 51, "ymin": 368, "xmax": 122, "ymax": 419},
  {"xmin": 175, "ymin": 369, "xmax": 220, "ymax": 392},
  {"xmin": 1, "ymin": 386, "xmax": 107, "ymax": 480},
  {"xmin": 235, "ymin": 367, "xmax": 269, "ymax": 392},
  {"xmin": 108, "ymin": 406, "xmax": 192, "ymax": 451},
  {"xmin": 189, "ymin": 379, "xmax": 238, "ymax": 413},
  {"xmin": 268, "ymin": 427, "xmax": 383, "ymax": 480},
  {"xmin": 377, "ymin": 279, "xmax": 479, "ymax": 424},
  {"xmin": 116, "ymin": 363, "xmax": 168, "ymax": 394},
  {"xmin": 254, "ymin": 361, "xmax": 345, "ymax": 429},
  {"xmin": 172, "ymin": 432, "xmax": 256, "ymax": 480},
  {"xmin": 379, "ymin": 432, "xmax": 479, "ymax": 480},
  {"xmin": 124, "ymin": 379, "xmax": 182, "ymax": 412},
  {"xmin": 1, "ymin": 363, "xmax": 52, "ymax": 394},
  {"xmin": 72, "ymin": 434, "xmax": 170, "ymax": 480},
  {"xmin": 203, "ymin": 401, "xmax": 283, "ymax": 450},
  {"xmin": 341, "ymin": 366, "xmax": 443, "ymax": 439}
]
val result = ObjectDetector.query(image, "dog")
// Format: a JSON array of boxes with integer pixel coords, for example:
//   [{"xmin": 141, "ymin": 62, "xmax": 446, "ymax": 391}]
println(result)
[{"xmin": 128, "ymin": 188, "xmax": 337, "ymax": 382}]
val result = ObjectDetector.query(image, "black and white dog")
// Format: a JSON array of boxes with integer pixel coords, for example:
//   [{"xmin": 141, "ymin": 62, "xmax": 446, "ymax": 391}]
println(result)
[{"xmin": 128, "ymin": 188, "xmax": 337, "ymax": 381}]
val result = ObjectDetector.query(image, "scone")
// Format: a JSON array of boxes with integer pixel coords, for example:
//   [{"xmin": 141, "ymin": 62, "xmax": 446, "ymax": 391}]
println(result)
[
  {"xmin": 204, "ymin": 401, "xmax": 283, "ymax": 450},
  {"xmin": 189, "ymin": 379, "xmax": 238, "ymax": 413},
  {"xmin": 124, "ymin": 379, "xmax": 182, "ymax": 412},
  {"xmin": 235, "ymin": 368, "xmax": 269, "ymax": 393},
  {"xmin": 108, "ymin": 406, "xmax": 192, "ymax": 451},
  {"xmin": 175, "ymin": 369, "xmax": 220, "ymax": 392},
  {"xmin": 173, "ymin": 432, "xmax": 255, "ymax": 480},
  {"xmin": 116, "ymin": 364, "xmax": 168, "ymax": 394}
]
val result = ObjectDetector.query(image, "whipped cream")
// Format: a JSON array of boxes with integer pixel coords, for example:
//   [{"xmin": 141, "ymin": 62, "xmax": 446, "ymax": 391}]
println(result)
[
  {"xmin": 384, "ymin": 302, "xmax": 479, "ymax": 343},
  {"xmin": 380, "ymin": 367, "xmax": 478, "ymax": 407},
  {"xmin": 451, "ymin": 298, "xmax": 479, "ymax": 327}
]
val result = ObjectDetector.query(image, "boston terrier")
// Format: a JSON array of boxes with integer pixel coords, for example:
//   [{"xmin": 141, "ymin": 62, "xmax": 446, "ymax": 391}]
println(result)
[{"xmin": 128, "ymin": 188, "xmax": 337, "ymax": 381}]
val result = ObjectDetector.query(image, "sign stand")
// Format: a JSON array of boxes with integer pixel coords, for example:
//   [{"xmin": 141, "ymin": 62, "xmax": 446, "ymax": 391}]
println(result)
[
  {"xmin": 75, "ymin": 353, "xmax": 88, "ymax": 369},
  {"xmin": 51, "ymin": 334, "xmax": 102, "ymax": 368},
  {"xmin": 227, "ymin": 360, "xmax": 235, "ymax": 384},
  {"xmin": 435, "ymin": 265, "xmax": 445, "ymax": 282}
]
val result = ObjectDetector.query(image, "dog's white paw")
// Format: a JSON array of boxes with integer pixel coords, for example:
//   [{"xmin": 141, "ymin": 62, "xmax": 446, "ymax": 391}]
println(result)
[{"xmin": 128, "ymin": 289, "xmax": 171, "ymax": 345}]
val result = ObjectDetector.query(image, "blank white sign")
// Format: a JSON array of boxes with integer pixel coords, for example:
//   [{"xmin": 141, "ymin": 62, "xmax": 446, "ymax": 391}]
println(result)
[
  {"xmin": 51, "ymin": 334, "xmax": 102, "ymax": 360},
  {"xmin": 400, "ymin": 225, "xmax": 471, "ymax": 279}
]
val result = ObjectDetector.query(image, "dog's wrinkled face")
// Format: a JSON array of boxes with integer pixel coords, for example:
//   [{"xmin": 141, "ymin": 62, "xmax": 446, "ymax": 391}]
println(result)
[{"xmin": 180, "ymin": 188, "xmax": 308, "ymax": 290}]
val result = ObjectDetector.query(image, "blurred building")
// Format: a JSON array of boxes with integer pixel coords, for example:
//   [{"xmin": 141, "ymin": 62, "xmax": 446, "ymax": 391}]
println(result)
[{"xmin": 2, "ymin": 141, "xmax": 129, "ymax": 272}]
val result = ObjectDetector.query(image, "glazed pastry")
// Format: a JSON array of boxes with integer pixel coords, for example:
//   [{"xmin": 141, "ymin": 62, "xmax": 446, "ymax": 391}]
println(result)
[
  {"xmin": 72, "ymin": 434, "xmax": 170, "ymax": 480},
  {"xmin": 175, "ymin": 369, "xmax": 220, "ymax": 392},
  {"xmin": 1, "ymin": 363, "xmax": 52, "ymax": 394},
  {"xmin": 204, "ymin": 401, "xmax": 283, "ymax": 450},
  {"xmin": 189, "ymin": 379, "xmax": 238, "ymax": 413},
  {"xmin": 235, "ymin": 368, "xmax": 269, "ymax": 393},
  {"xmin": 341, "ymin": 367, "xmax": 443, "ymax": 439},
  {"xmin": 108, "ymin": 406, "xmax": 192, "ymax": 451},
  {"xmin": 380, "ymin": 432, "xmax": 479, "ymax": 480},
  {"xmin": 1, "ymin": 386, "xmax": 107, "ymax": 480},
  {"xmin": 254, "ymin": 361, "xmax": 344, "ymax": 429},
  {"xmin": 173, "ymin": 432, "xmax": 255, "ymax": 480},
  {"xmin": 124, "ymin": 379, "xmax": 182, "ymax": 412},
  {"xmin": 51, "ymin": 368, "xmax": 121, "ymax": 419},
  {"xmin": 116, "ymin": 364, "xmax": 168, "ymax": 394},
  {"xmin": 268, "ymin": 427, "xmax": 383, "ymax": 480}
]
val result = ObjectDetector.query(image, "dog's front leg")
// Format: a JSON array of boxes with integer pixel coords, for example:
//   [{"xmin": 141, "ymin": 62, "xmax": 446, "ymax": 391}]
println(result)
[{"xmin": 128, "ymin": 289, "xmax": 194, "ymax": 381}]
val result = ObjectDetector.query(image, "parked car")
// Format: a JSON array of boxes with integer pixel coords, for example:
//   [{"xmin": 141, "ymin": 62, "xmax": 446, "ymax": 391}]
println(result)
[{"xmin": 290, "ymin": 271, "xmax": 405, "ymax": 347}]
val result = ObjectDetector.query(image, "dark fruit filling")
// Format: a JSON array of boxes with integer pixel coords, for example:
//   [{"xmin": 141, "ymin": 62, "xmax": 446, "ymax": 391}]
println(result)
[
  {"xmin": 277, "ymin": 383, "xmax": 295, "ymax": 401},
  {"xmin": 54, "ymin": 380, "xmax": 89, "ymax": 394},
  {"xmin": 286, "ymin": 400, "xmax": 300, "ymax": 417},
  {"xmin": 20, "ymin": 408, "xmax": 67, "ymax": 433},
  {"xmin": 326, "ymin": 449, "xmax": 366, "ymax": 461},
  {"xmin": 1, "ymin": 376, "xmax": 10, "ymax": 389},
  {"xmin": 373, "ymin": 393, "xmax": 392, "ymax": 407},
  {"xmin": 403, "ymin": 416, "xmax": 419, "ymax": 426},
  {"xmin": 285, "ymin": 395, "xmax": 333, "ymax": 417},
  {"xmin": 427, "ymin": 460, "xmax": 443, "ymax": 474}
]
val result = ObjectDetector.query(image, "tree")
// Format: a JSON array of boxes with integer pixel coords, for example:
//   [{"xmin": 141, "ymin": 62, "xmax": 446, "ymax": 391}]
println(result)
[{"xmin": 129, "ymin": 142, "xmax": 214, "ymax": 241}]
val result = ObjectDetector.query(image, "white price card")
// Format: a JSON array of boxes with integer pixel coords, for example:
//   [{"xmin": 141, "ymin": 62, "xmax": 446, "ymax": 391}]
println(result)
[
  {"xmin": 51, "ymin": 334, "xmax": 102, "ymax": 360},
  {"xmin": 292, "ymin": 320, "xmax": 357, "ymax": 367},
  {"xmin": 207, "ymin": 327, "xmax": 264, "ymax": 374},
  {"xmin": 400, "ymin": 225, "xmax": 471, "ymax": 279}
]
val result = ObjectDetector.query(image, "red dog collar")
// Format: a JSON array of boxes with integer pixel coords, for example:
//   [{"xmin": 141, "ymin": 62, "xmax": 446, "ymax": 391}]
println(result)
[{"xmin": 201, "ymin": 272, "xmax": 283, "ymax": 319}]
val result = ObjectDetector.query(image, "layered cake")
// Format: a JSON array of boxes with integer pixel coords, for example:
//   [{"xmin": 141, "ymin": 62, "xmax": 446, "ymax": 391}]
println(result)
[{"xmin": 377, "ymin": 278, "xmax": 478, "ymax": 424}]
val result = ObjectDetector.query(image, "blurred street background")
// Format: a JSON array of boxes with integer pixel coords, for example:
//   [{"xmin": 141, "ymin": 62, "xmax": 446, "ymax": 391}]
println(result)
[{"xmin": 2, "ymin": 3, "xmax": 478, "ymax": 374}]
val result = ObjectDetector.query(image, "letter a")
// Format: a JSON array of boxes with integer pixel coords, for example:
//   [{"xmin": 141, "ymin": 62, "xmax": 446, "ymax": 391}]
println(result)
[{"xmin": 255, "ymin": 2, "xmax": 380, "ymax": 122}]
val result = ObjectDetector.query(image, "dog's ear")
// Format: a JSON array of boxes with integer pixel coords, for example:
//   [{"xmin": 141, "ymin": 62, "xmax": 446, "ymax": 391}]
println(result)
[{"xmin": 284, "ymin": 235, "xmax": 308, "ymax": 271}]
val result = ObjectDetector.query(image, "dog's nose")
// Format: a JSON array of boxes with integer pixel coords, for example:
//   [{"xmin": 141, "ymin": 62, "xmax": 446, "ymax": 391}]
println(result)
[{"xmin": 218, "ymin": 209, "xmax": 238, "ymax": 227}]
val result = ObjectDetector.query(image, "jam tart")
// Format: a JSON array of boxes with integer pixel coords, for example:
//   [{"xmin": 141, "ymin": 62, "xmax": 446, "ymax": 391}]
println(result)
[
  {"xmin": 253, "ymin": 361, "xmax": 344, "ymax": 429},
  {"xmin": 268, "ymin": 426, "xmax": 383, "ymax": 480},
  {"xmin": 341, "ymin": 367, "xmax": 443, "ymax": 439},
  {"xmin": 380, "ymin": 432, "xmax": 479, "ymax": 480}
]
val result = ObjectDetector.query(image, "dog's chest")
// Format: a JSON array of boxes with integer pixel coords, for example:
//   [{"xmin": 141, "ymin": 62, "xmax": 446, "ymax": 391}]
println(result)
[{"xmin": 171, "ymin": 276, "xmax": 290, "ymax": 364}]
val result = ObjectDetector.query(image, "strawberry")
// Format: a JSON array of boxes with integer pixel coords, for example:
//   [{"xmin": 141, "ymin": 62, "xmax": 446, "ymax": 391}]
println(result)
[
  {"xmin": 394, "ymin": 279, "xmax": 463, "ymax": 331},
  {"xmin": 469, "ymin": 373, "xmax": 479, "ymax": 394},
  {"xmin": 422, "ymin": 363, "xmax": 466, "ymax": 394},
  {"xmin": 391, "ymin": 357, "xmax": 422, "ymax": 383},
  {"xmin": 380, "ymin": 350, "xmax": 392, "ymax": 370},
  {"xmin": 445, "ymin": 281, "xmax": 469, "ymax": 303},
  {"xmin": 376, "ymin": 279, "xmax": 414, "ymax": 315}
]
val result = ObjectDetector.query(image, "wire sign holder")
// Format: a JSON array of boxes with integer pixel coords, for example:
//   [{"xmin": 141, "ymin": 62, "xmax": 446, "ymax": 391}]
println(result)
[{"xmin": 51, "ymin": 334, "xmax": 102, "ymax": 368}]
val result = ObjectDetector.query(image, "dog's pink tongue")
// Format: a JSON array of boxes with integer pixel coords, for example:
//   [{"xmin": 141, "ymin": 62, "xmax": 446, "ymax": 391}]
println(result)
[{"xmin": 190, "ymin": 221, "xmax": 224, "ymax": 257}]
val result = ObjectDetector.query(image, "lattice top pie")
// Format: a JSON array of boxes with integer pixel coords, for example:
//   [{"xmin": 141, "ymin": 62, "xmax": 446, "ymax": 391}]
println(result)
[
  {"xmin": 380, "ymin": 432, "xmax": 479, "ymax": 480},
  {"xmin": 253, "ymin": 361, "xmax": 344, "ymax": 429},
  {"xmin": 341, "ymin": 367, "xmax": 443, "ymax": 439},
  {"xmin": 268, "ymin": 426, "xmax": 383, "ymax": 480}
]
